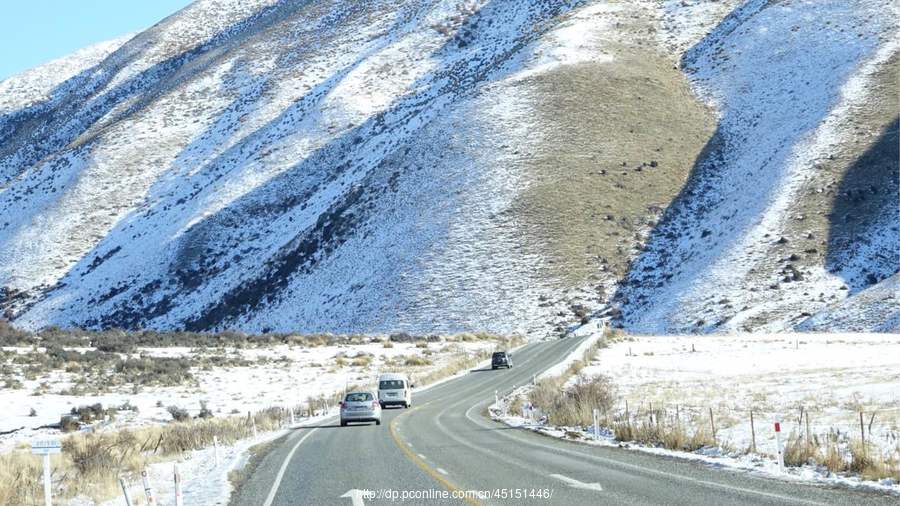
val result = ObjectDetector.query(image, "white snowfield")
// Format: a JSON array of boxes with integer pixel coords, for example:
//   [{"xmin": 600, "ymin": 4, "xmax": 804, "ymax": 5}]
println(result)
[{"xmin": 0, "ymin": 0, "xmax": 894, "ymax": 335}]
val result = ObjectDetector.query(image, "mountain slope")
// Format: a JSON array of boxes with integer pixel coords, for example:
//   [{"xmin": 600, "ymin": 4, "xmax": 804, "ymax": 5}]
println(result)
[
  {"xmin": 0, "ymin": 0, "xmax": 896, "ymax": 335},
  {"xmin": 612, "ymin": 0, "xmax": 899, "ymax": 333}
]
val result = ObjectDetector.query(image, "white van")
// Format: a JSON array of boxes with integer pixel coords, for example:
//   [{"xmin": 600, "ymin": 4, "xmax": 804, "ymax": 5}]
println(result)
[{"xmin": 378, "ymin": 373, "xmax": 413, "ymax": 408}]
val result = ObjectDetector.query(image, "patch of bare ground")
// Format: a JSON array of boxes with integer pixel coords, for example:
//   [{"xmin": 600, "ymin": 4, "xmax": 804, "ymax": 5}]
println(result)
[{"xmin": 510, "ymin": 13, "xmax": 715, "ymax": 291}]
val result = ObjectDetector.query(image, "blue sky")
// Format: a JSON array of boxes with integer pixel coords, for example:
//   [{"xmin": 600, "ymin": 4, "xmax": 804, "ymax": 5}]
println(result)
[{"xmin": 0, "ymin": 0, "xmax": 192, "ymax": 81}]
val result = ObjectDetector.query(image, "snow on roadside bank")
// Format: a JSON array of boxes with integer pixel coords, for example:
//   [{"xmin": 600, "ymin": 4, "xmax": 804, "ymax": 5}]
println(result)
[
  {"xmin": 491, "ymin": 331, "xmax": 900, "ymax": 496},
  {"xmin": 537, "ymin": 320, "xmax": 606, "ymax": 380}
]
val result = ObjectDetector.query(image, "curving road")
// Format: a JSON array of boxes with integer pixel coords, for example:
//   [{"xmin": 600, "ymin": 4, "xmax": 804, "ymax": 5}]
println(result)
[{"xmin": 233, "ymin": 336, "xmax": 894, "ymax": 506}]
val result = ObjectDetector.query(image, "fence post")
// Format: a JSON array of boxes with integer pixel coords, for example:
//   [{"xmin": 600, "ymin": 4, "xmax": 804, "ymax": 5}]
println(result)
[
  {"xmin": 213, "ymin": 436, "xmax": 220, "ymax": 467},
  {"xmin": 859, "ymin": 411, "xmax": 865, "ymax": 445},
  {"xmin": 42, "ymin": 454, "xmax": 51, "ymax": 506},
  {"xmin": 750, "ymin": 411, "xmax": 756, "ymax": 454},
  {"xmin": 141, "ymin": 469, "xmax": 156, "ymax": 505},
  {"xmin": 119, "ymin": 477, "xmax": 133, "ymax": 506},
  {"xmin": 250, "ymin": 412, "xmax": 258, "ymax": 438},
  {"xmin": 174, "ymin": 464, "xmax": 184, "ymax": 506},
  {"xmin": 592, "ymin": 408, "xmax": 600, "ymax": 441},
  {"xmin": 290, "ymin": 407, "xmax": 295, "ymax": 426},
  {"xmin": 495, "ymin": 390, "xmax": 499, "ymax": 406},
  {"xmin": 774, "ymin": 422, "xmax": 785, "ymax": 472},
  {"xmin": 709, "ymin": 407, "xmax": 716, "ymax": 444},
  {"xmin": 625, "ymin": 399, "xmax": 630, "ymax": 429},
  {"xmin": 805, "ymin": 410, "xmax": 811, "ymax": 451}
]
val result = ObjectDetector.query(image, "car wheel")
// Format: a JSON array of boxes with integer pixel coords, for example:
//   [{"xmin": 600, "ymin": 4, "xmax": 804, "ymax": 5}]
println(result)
[
  {"xmin": 491, "ymin": 366, "xmax": 497, "ymax": 370},
  {"xmin": 340, "ymin": 420, "xmax": 347, "ymax": 427},
  {"xmin": 375, "ymin": 419, "xmax": 381, "ymax": 425}
]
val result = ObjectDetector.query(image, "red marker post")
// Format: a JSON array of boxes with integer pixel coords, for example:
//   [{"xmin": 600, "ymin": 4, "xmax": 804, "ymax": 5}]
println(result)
[{"xmin": 774, "ymin": 421, "xmax": 785, "ymax": 472}]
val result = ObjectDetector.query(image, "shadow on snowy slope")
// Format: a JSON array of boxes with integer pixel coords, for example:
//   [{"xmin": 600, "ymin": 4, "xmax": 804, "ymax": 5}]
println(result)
[
  {"xmin": 825, "ymin": 116, "xmax": 900, "ymax": 292},
  {"xmin": 609, "ymin": 0, "xmax": 890, "ymax": 333},
  {"xmin": 26, "ymin": 0, "xmax": 580, "ymax": 331}
]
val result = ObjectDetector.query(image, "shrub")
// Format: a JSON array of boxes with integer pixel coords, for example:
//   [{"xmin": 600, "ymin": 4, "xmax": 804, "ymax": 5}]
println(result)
[
  {"xmin": 118, "ymin": 401, "xmax": 138, "ymax": 412},
  {"xmin": 784, "ymin": 432, "xmax": 819, "ymax": 467},
  {"xmin": 167, "ymin": 406, "xmax": 190, "ymax": 422},
  {"xmin": 59, "ymin": 415, "xmax": 80, "ymax": 433},
  {"xmin": 528, "ymin": 374, "xmax": 616, "ymax": 427},
  {"xmin": 2, "ymin": 378, "xmax": 23, "ymax": 389},
  {"xmin": 382, "ymin": 340, "xmax": 394, "ymax": 348},
  {"xmin": 404, "ymin": 355, "xmax": 432, "ymax": 366},
  {"xmin": 351, "ymin": 356, "xmax": 372, "ymax": 367},
  {"xmin": 198, "ymin": 401, "xmax": 214, "ymax": 419},
  {"xmin": 71, "ymin": 403, "xmax": 106, "ymax": 423}
]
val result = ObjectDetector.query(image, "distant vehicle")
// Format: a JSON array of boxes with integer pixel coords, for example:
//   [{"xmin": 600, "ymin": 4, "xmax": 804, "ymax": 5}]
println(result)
[
  {"xmin": 340, "ymin": 391, "xmax": 381, "ymax": 426},
  {"xmin": 491, "ymin": 351, "xmax": 512, "ymax": 369},
  {"xmin": 378, "ymin": 373, "xmax": 413, "ymax": 408}
]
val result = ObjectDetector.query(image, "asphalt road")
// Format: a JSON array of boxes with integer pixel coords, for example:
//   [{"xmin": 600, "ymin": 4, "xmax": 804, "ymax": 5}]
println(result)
[{"xmin": 233, "ymin": 336, "xmax": 896, "ymax": 506}]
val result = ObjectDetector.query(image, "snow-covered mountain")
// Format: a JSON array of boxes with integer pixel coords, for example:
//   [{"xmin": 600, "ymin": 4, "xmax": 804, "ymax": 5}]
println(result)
[{"xmin": 0, "ymin": 0, "xmax": 896, "ymax": 335}]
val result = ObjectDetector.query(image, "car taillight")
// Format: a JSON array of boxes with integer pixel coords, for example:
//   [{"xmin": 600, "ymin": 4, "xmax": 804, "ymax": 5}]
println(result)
[
  {"xmin": 339, "ymin": 402, "xmax": 345, "ymax": 408},
  {"xmin": 372, "ymin": 400, "xmax": 379, "ymax": 408}
]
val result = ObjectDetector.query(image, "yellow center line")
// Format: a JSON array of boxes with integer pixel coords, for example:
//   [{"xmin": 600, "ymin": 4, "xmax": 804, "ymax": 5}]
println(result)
[{"xmin": 389, "ymin": 406, "xmax": 482, "ymax": 506}]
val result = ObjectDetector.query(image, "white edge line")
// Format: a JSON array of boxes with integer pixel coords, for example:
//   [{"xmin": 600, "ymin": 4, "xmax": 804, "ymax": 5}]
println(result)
[{"xmin": 261, "ymin": 425, "xmax": 324, "ymax": 506}]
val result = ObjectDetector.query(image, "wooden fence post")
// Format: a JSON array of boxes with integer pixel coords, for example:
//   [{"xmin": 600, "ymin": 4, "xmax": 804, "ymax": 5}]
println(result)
[
  {"xmin": 859, "ymin": 411, "xmax": 865, "ymax": 445},
  {"xmin": 750, "ymin": 411, "xmax": 757, "ymax": 453},
  {"xmin": 709, "ymin": 407, "xmax": 716, "ymax": 443},
  {"xmin": 805, "ymin": 410, "xmax": 811, "ymax": 450}
]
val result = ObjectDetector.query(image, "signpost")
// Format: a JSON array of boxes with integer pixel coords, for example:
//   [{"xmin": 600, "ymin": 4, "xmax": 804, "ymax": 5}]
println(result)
[{"xmin": 31, "ymin": 440, "xmax": 61, "ymax": 506}]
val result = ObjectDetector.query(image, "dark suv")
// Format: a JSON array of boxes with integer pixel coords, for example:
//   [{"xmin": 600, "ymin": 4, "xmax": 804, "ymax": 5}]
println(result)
[{"xmin": 491, "ymin": 351, "xmax": 512, "ymax": 369}]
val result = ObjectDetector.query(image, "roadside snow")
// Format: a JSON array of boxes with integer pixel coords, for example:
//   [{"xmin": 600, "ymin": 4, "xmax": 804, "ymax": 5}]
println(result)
[
  {"xmin": 492, "ymin": 331, "xmax": 900, "ymax": 495},
  {"xmin": 537, "ymin": 320, "xmax": 605, "ymax": 380}
]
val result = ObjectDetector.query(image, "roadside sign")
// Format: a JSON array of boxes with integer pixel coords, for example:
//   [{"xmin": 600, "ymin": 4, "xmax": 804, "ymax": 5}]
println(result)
[
  {"xmin": 31, "ymin": 440, "xmax": 62, "ymax": 455},
  {"xmin": 31, "ymin": 440, "xmax": 60, "ymax": 506}
]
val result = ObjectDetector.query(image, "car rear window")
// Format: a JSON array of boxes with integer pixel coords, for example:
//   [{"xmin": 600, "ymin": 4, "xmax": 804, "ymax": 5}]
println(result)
[
  {"xmin": 493, "ymin": 352, "xmax": 506, "ymax": 358},
  {"xmin": 379, "ymin": 380, "xmax": 404, "ymax": 390},
  {"xmin": 345, "ymin": 392, "xmax": 373, "ymax": 402}
]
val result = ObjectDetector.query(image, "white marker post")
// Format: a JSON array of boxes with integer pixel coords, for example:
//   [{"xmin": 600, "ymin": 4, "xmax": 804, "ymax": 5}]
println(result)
[
  {"xmin": 31, "ymin": 439, "xmax": 60, "ymax": 506},
  {"xmin": 213, "ymin": 436, "xmax": 220, "ymax": 467},
  {"xmin": 141, "ymin": 469, "xmax": 157, "ymax": 505},
  {"xmin": 289, "ymin": 407, "xmax": 295, "ymax": 426},
  {"xmin": 118, "ymin": 477, "xmax": 133, "ymax": 506},
  {"xmin": 592, "ymin": 408, "xmax": 600, "ymax": 441},
  {"xmin": 494, "ymin": 390, "xmax": 499, "ymax": 406},
  {"xmin": 774, "ymin": 421, "xmax": 785, "ymax": 472},
  {"xmin": 174, "ymin": 464, "xmax": 184, "ymax": 506}
]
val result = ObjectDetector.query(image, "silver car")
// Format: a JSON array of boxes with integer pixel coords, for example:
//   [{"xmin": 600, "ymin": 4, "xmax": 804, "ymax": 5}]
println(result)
[{"xmin": 340, "ymin": 391, "xmax": 382, "ymax": 426}]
